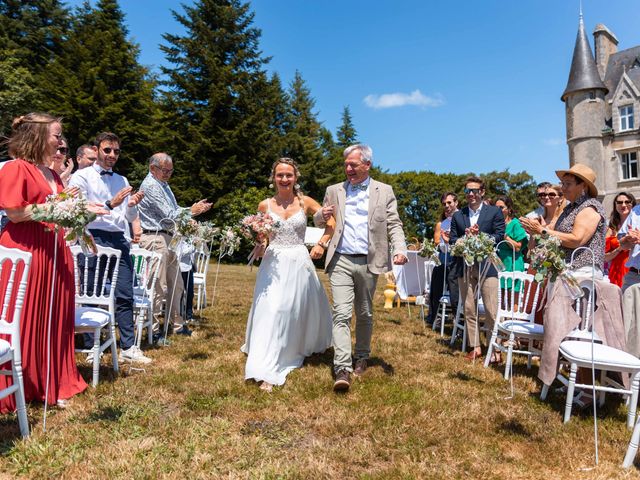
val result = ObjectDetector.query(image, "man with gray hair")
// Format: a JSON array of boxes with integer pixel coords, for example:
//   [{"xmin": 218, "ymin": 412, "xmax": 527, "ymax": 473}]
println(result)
[
  {"xmin": 137, "ymin": 152, "xmax": 212, "ymax": 337},
  {"xmin": 314, "ymin": 144, "xmax": 407, "ymax": 392}
]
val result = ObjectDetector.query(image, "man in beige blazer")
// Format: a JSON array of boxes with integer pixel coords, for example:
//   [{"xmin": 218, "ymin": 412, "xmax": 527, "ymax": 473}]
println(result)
[{"xmin": 314, "ymin": 144, "xmax": 407, "ymax": 392}]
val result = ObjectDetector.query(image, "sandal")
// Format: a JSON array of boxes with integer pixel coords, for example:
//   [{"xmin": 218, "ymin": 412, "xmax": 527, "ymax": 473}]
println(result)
[
  {"xmin": 489, "ymin": 352, "xmax": 502, "ymax": 364},
  {"xmin": 259, "ymin": 381, "xmax": 273, "ymax": 393},
  {"xmin": 573, "ymin": 391, "xmax": 594, "ymax": 410}
]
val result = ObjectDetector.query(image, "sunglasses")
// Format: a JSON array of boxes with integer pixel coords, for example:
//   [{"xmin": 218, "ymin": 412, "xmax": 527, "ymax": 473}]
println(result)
[
  {"xmin": 56, "ymin": 147, "xmax": 69, "ymax": 155},
  {"xmin": 464, "ymin": 187, "xmax": 481, "ymax": 194},
  {"xmin": 537, "ymin": 192, "xmax": 558, "ymax": 198},
  {"xmin": 102, "ymin": 147, "xmax": 121, "ymax": 155},
  {"xmin": 616, "ymin": 200, "xmax": 633, "ymax": 205}
]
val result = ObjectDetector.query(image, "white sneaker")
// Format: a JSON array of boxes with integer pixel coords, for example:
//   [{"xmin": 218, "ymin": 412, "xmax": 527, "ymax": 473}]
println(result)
[{"xmin": 118, "ymin": 346, "xmax": 152, "ymax": 364}]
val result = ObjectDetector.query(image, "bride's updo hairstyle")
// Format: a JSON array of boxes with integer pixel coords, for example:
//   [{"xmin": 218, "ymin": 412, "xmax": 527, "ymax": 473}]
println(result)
[
  {"xmin": 269, "ymin": 157, "xmax": 304, "ymax": 208},
  {"xmin": 7, "ymin": 112, "xmax": 61, "ymax": 166}
]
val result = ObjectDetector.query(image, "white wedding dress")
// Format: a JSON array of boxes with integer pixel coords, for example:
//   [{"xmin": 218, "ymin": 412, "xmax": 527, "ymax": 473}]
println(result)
[{"xmin": 241, "ymin": 205, "xmax": 332, "ymax": 386}]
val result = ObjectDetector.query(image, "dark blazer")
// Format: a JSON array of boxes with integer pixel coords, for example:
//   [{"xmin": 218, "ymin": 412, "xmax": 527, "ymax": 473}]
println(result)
[{"xmin": 449, "ymin": 204, "xmax": 505, "ymax": 278}]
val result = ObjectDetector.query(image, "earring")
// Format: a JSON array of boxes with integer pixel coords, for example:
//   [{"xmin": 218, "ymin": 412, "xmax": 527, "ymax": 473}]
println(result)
[
  {"xmin": 269, "ymin": 183, "xmax": 273, "ymax": 189},
  {"xmin": 294, "ymin": 183, "xmax": 300, "ymax": 190}
]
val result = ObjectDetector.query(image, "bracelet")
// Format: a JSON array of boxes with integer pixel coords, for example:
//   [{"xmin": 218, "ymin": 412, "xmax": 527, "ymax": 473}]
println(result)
[{"xmin": 317, "ymin": 240, "xmax": 329, "ymax": 249}]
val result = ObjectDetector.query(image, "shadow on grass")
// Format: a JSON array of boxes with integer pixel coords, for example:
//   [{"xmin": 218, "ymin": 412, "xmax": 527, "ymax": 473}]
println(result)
[
  {"xmin": 86, "ymin": 405, "xmax": 123, "ymax": 423},
  {"xmin": 0, "ymin": 418, "xmax": 24, "ymax": 454},
  {"xmin": 368, "ymin": 357, "xmax": 395, "ymax": 376},
  {"xmin": 303, "ymin": 349, "xmax": 333, "ymax": 368},
  {"xmin": 448, "ymin": 370, "xmax": 483, "ymax": 383},
  {"xmin": 496, "ymin": 418, "xmax": 531, "ymax": 437},
  {"xmin": 77, "ymin": 364, "xmax": 118, "ymax": 385},
  {"xmin": 182, "ymin": 351, "xmax": 210, "ymax": 361}
]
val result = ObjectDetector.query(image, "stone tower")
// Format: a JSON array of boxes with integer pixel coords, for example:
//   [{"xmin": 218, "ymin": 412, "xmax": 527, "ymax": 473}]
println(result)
[{"xmin": 561, "ymin": 12, "xmax": 608, "ymax": 195}]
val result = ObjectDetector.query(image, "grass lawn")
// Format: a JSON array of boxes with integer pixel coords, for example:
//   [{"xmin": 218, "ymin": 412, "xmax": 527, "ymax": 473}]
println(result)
[{"xmin": 1, "ymin": 263, "xmax": 640, "ymax": 479}]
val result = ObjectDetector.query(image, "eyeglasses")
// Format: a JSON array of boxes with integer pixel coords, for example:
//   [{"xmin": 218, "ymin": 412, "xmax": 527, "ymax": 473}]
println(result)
[
  {"xmin": 616, "ymin": 200, "xmax": 633, "ymax": 205},
  {"xmin": 153, "ymin": 165, "xmax": 174, "ymax": 175},
  {"xmin": 464, "ymin": 188, "xmax": 481, "ymax": 194},
  {"xmin": 56, "ymin": 147, "xmax": 68, "ymax": 155},
  {"xmin": 537, "ymin": 192, "xmax": 558, "ymax": 198},
  {"xmin": 102, "ymin": 147, "xmax": 121, "ymax": 155}
]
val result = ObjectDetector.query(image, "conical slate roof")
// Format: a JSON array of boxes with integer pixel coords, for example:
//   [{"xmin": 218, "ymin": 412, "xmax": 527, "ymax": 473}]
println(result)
[{"xmin": 561, "ymin": 14, "xmax": 608, "ymax": 101}]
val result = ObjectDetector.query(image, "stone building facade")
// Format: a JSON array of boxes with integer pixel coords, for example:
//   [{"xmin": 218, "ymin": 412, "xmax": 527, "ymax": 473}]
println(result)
[{"xmin": 563, "ymin": 15, "xmax": 640, "ymax": 210}]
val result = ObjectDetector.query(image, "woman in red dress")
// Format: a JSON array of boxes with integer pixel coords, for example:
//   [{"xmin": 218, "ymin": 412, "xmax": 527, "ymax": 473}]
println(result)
[
  {"xmin": 605, "ymin": 192, "xmax": 636, "ymax": 288},
  {"xmin": 0, "ymin": 113, "xmax": 87, "ymax": 413}
]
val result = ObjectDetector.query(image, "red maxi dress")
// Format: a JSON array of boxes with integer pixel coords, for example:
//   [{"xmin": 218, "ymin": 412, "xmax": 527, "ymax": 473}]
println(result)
[
  {"xmin": 0, "ymin": 159, "xmax": 87, "ymax": 413},
  {"xmin": 605, "ymin": 235, "xmax": 630, "ymax": 288}
]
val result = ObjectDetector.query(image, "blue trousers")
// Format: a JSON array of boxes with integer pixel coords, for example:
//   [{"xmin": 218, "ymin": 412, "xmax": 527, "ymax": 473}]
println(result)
[{"xmin": 89, "ymin": 229, "xmax": 135, "ymax": 350}]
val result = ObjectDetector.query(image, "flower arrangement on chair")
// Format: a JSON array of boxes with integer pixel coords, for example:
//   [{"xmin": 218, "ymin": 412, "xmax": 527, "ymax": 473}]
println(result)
[
  {"xmin": 529, "ymin": 234, "xmax": 582, "ymax": 299},
  {"xmin": 417, "ymin": 238, "xmax": 441, "ymax": 266},
  {"xmin": 451, "ymin": 232, "xmax": 504, "ymax": 271},
  {"xmin": 31, "ymin": 192, "xmax": 97, "ymax": 255}
]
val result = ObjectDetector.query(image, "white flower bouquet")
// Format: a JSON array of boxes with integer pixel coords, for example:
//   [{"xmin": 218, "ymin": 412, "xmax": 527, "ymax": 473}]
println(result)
[
  {"xmin": 529, "ymin": 234, "xmax": 583, "ymax": 299},
  {"xmin": 418, "ymin": 238, "xmax": 441, "ymax": 266},
  {"xmin": 451, "ymin": 232, "xmax": 503, "ymax": 271},
  {"xmin": 31, "ymin": 192, "xmax": 97, "ymax": 255}
]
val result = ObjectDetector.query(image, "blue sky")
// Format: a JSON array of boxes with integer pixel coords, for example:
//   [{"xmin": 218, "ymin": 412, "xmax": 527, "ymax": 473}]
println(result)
[{"xmin": 66, "ymin": 0, "xmax": 639, "ymax": 182}]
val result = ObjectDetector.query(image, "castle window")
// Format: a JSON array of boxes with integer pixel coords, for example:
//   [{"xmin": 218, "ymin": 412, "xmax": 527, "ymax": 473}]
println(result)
[
  {"xmin": 620, "ymin": 105, "xmax": 634, "ymax": 131},
  {"xmin": 621, "ymin": 152, "xmax": 638, "ymax": 180}
]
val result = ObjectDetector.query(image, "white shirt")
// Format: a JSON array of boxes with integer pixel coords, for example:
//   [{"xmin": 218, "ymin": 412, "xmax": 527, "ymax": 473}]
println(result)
[
  {"xmin": 469, "ymin": 202, "xmax": 484, "ymax": 227},
  {"xmin": 525, "ymin": 206, "xmax": 545, "ymax": 219},
  {"xmin": 619, "ymin": 204, "xmax": 640, "ymax": 269},
  {"xmin": 439, "ymin": 215, "xmax": 454, "ymax": 253},
  {"xmin": 69, "ymin": 163, "xmax": 138, "ymax": 233},
  {"xmin": 336, "ymin": 177, "xmax": 370, "ymax": 255}
]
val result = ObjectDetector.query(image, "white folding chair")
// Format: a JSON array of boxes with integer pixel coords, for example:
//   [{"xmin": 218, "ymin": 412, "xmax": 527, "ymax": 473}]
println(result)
[
  {"xmin": 130, "ymin": 247, "xmax": 162, "ymax": 348},
  {"xmin": 71, "ymin": 245, "xmax": 121, "ymax": 387},
  {"xmin": 484, "ymin": 271, "xmax": 543, "ymax": 379},
  {"xmin": 541, "ymin": 281, "xmax": 640, "ymax": 429},
  {"xmin": 0, "ymin": 246, "xmax": 32, "ymax": 437},
  {"xmin": 193, "ymin": 244, "xmax": 211, "ymax": 312},
  {"xmin": 449, "ymin": 292, "xmax": 466, "ymax": 352}
]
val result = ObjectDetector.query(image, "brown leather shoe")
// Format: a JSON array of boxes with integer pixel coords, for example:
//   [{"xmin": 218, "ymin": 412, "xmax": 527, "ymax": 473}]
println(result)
[
  {"xmin": 333, "ymin": 369, "xmax": 351, "ymax": 392},
  {"xmin": 464, "ymin": 349, "xmax": 482, "ymax": 361},
  {"xmin": 353, "ymin": 358, "xmax": 368, "ymax": 377}
]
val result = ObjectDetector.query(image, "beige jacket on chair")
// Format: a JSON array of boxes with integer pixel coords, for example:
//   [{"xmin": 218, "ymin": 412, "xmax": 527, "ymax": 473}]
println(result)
[{"xmin": 313, "ymin": 179, "xmax": 407, "ymax": 274}]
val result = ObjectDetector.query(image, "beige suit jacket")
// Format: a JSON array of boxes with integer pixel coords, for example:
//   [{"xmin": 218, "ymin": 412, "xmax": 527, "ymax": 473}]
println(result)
[{"xmin": 314, "ymin": 179, "xmax": 406, "ymax": 274}]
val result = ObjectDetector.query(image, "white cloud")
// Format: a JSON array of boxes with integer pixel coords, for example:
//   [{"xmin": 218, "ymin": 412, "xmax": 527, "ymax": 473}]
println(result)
[
  {"xmin": 363, "ymin": 89, "xmax": 445, "ymax": 110},
  {"xmin": 543, "ymin": 138, "xmax": 564, "ymax": 147}
]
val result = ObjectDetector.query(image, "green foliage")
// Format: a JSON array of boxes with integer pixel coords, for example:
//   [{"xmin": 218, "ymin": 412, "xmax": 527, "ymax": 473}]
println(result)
[
  {"xmin": 336, "ymin": 106, "xmax": 357, "ymax": 148},
  {"xmin": 36, "ymin": 0, "xmax": 157, "ymax": 182},
  {"xmin": 0, "ymin": 53, "xmax": 39, "ymax": 140},
  {"xmin": 158, "ymin": 0, "xmax": 285, "ymax": 210},
  {"xmin": 479, "ymin": 170, "xmax": 539, "ymax": 218}
]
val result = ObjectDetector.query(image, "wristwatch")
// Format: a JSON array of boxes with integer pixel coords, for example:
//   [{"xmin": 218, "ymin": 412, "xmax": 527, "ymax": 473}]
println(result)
[
  {"xmin": 105, "ymin": 200, "xmax": 113, "ymax": 210},
  {"xmin": 541, "ymin": 228, "xmax": 548, "ymax": 236}
]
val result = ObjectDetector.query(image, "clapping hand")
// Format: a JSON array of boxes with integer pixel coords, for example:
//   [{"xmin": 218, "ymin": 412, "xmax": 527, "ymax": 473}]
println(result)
[
  {"xmin": 191, "ymin": 199, "xmax": 213, "ymax": 216},
  {"xmin": 127, "ymin": 190, "xmax": 144, "ymax": 207},
  {"xmin": 87, "ymin": 202, "xmax": 109, "ymax": 216},
  {"xmin": 62, "ymin": 186, "xmax": 80, "ymax": 197},
  {"xmin": 465, "ymin": 224, "xmax": 480, "ymax": 236}
]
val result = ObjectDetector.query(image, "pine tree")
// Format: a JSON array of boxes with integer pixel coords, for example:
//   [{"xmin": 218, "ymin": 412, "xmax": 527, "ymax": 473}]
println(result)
[
  {"xmin": 281, "ymin": 71, "xmax": 331, "ymax": 200},
  {"xmin": 0, "ymin": 0, "xmax": 70, "ymax": 137},
  {"xmin": 336, "ymin": 105, "xmax": 358, "ymax": 148},
  {"xmin": 158, "ymin": 0, "xmax": 287, "ymax": 215},
  {"xmin": 36, "ymin": 0, "xmax": 157, "ymax": 180}
]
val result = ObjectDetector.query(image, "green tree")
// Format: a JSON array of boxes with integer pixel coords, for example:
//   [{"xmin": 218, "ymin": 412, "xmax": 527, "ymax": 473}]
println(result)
[
  {"xmin": 281, "ymin": 71, "xmax": 327, "ymax": 200},
  {"xmin": 0, "ymin": 53, "xmax": 39, "ymax": 140},
  {"xmin": 336, "ymin": 105, "xmax": 357, "ymax": 148},
  {"xmin": 159, "ymin": 0, "xmax": 286, "ymax": 219},
  {"xmin": 37, "ymin": 0, "xmax": 157, "ymax": 181},
  {"xmin": 479, "ymin": 170, "xmax": 538, "ymax": 217}
]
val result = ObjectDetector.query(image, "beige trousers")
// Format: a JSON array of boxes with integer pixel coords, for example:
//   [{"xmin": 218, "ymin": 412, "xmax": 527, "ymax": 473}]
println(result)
[
  {"xmin": 139, "ymin": 232, "xmax": 184, "ymax": 326},
  {"xmin": 328, "ymin": 253, "xmax": 379, "ymax": 373},
  {"xmin": 458, "ymin": 265, "xmax": 498, "ymax": 349}
]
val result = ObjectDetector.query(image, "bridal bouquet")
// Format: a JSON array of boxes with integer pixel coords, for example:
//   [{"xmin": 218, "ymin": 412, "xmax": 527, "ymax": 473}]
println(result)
[
  {"xmin": 451, "ymin": 232, "xmax": 503, "ymax": 271},
  {"xmin": 240, "ymin": 212, "xmax": 282, "ymax": 266},
  {"xmin": 31, "ymin": 192, "xmax": 97, "ymax": 255},
  {"xmin": 418, "ymin": 238, "xmax": 441, "ymax": 266},
  {"xmin": 529, "ymin": 234, "xmax": 583, "ymax": 299},
  {"xmin": 240, "ymin": 212, "xmax": 281, "ymax": 243}
]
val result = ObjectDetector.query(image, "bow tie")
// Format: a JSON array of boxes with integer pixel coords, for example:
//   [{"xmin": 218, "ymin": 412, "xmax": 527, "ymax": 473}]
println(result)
[
  {"xmin": 100, "ymin": 170, "xmax": 114, "ymax": 176},
  {"xmin": 350, "ymin": 182, "xmax": 367, "ymax": 192}
]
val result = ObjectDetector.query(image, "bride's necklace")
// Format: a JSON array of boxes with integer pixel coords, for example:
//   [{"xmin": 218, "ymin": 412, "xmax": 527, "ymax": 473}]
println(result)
[{"xmin": 273, "ymin": 195, "xmax": 295, "ymax": 209}]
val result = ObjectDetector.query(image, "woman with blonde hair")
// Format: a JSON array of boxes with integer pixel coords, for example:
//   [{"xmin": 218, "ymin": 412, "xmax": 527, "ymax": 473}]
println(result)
[
  {"xmin": 242, "ymin": 158, "xmax": 335, "ymax": 392},
  {"xmin": 0, "ymin": 113, "xmax": 88, "ymax": 412}
]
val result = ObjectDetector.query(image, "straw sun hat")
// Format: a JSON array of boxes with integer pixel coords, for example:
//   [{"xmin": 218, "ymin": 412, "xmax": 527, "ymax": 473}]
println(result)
[{"xmin": 555, "ymin": 163, "xmax": 598, "ymax": 198}]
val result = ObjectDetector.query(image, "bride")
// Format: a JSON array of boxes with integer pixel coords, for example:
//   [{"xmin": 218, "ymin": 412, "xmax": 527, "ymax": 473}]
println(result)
[{"xmin": 242, "ymin": 158, "xmax": 335, "ymax": 392}]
